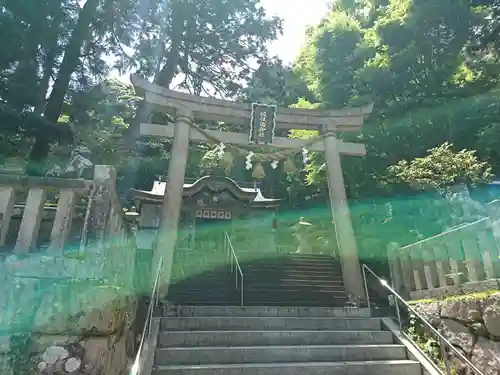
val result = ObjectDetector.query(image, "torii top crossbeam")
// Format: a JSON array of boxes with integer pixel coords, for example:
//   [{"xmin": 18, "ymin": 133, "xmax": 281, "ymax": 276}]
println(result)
[{"xmin": 131, "ymin": 75, "xmax": 373, "ymax": 132}]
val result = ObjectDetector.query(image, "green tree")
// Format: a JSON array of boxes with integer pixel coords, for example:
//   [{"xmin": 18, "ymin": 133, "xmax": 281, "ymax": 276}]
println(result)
[
  {"xmin": 55, "ymin": 79, "xmax": 140, "ymax": 165},
  {"xmin": 290, "ymin": 0, "xmax": 500, "ymax": 199},
  {"xmin": 125, "ymin": 0, "xmax": 282, "ymax": 96},
  {"xmin": 239, "ymin": 57, "xmax": 314, "ymax": 107},
  {"xmin": 0, "ymin": 0, "xmax": 139, "ymax": 170},
  {"xmin": 295, "ymin": 10, "xmax": 373, "ymax": 108},
  {"xmin": 388, "ymin": 142, "xmax": 493, "ymax": 190}
]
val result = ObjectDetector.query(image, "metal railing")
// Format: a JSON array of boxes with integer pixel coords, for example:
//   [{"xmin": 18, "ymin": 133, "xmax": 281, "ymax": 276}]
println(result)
[
  {"xmin": 362, "ymin": 264, "xmax": 484, "ymax": 375},
  {"xmin": 130, "ymin": 257, "xmax": 163, "ymax": 375},
  {"xmin": 224, "ymin": 232, "xmax": 244, "ymax": 307}
]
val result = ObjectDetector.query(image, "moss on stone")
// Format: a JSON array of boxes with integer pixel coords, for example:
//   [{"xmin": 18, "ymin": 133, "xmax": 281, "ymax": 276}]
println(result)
[{"xmin": 408, "ymin": 289, "xmax": 500, "ymax": 305}]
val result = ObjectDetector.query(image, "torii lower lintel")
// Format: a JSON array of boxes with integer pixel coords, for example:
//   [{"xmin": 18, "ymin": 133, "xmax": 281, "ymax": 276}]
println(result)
[{"xmin": 140, "ymin": 123, "xmax": 367, "ymax": 156}]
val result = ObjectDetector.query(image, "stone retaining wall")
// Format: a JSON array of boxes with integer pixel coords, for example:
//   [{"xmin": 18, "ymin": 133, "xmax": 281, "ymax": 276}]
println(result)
[
  {"xmin": 0, "ymin": 285, "xmax": 137, "ymax": 375},
  {"xmin": 414, "ymin": 293, "xmax": 500, "ymax": 375}
]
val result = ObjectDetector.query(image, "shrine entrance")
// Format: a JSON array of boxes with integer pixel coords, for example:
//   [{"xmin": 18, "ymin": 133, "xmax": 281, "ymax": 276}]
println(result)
[
  {"xmin": 193, "ymin": 216, "xmax": 224, "ymax": 251},
  {"xmin": 132, "ymin": 175, "xmax": 280, "ymax": 281},
  {"xmin": 178, "ymin": 210, "xmax": 232, "ymax": 255},
  {"xmin": 131, "ymin": 75, "xmax": 373, "ymax": 303}
]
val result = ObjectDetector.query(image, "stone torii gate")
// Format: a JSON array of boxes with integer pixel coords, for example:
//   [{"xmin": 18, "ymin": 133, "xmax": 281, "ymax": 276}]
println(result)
[{"xmin": 131, "ymin": 75, "xmax": 373, "ymax": 302}]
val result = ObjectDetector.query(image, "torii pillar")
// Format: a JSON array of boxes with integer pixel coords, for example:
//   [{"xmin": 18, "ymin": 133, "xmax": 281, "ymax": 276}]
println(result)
[
  {"xmin": 322, "ymin": 125, "xmax": 365, "ymax": 302},
  {"xmin": 153, "ymin": 108, "xmax": 192, "ymax": 295}
]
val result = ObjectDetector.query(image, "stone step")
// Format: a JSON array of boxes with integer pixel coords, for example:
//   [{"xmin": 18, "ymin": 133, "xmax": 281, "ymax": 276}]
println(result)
[
  {"xmin": 243, "ymin": 266, "xmax": 342, "ymax": 273},
  {"xmin": 171, "ymin": 279, "xmax": 345, "ymax": 288},
  {"xmin": 153, "ymin": 360, "xmax": 420, "ymax": 375},
  {"xmin": 243, "ymin": 263, "xmax": 341, "ymax": 270},
  {"xmin": 168, "ymin": 290, "xmax": 347, "ymax": 299},
  {"xmin": 171, "ymin": 274, "xmax": 344, "ymax": 283},
  {"xmin": 169, "ymin": 285, "xmax": 346, "ymax": 293},
  {"xmin": 167, "ymin": 290, "xmax": 348, "ymax": 302},
  {"xmin": 155, "ymin": 344, "xmax": 408, "ymax": 366},
  {"xmin": 270, "ymin": 254, "xmax": 338, "ymax": 260},
  {"xmin": 169, "ymin": 283, "xmax": 346, "ymax": 294},
  {"xmin": 158, "ymin": 330, "xmax": 394, "ymax": 347},
  {"xmin": 244, "ymin": 253, "xmax": 340, "ymax": 265},
  {"xmin": 170, "ymin": 278, "xmax": 346, "ymax": 287},
  {"xmin": 246, "ymin": 283, "xmax": 345, "ymax": 291},
  {"xmin": 160, "ymin": 317, "xmax": 380, "ymax": 332},
  {"xmin": 170, "ymin": 277, "xmax": 235, "ymax": 285},
  {"xmin": 247, "ymin": 281, "xmax": 345, "ymax": 289},
  {"xmin": 170, "ymin": 306, "xmax": 371, "ymax": 318},
  {"xmin": 244, "ymin": 262, "xmax": 341, "ymax": 268},
  {"xmin": 242, "ymin": 271, "xmax": 343, "ymax": 279},
  {"xmin": 245, "ymin": 286, "xmax": 346, "ymax": 293},
  {"xmin": 166, "ymin": 300, "xmax": 349, "ymax": 307}
]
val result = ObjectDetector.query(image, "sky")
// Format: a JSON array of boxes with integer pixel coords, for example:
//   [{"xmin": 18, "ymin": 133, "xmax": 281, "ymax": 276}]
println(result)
[{"xmin": 260, "ymin": 0, "xmax": 329, "ymax": 64}]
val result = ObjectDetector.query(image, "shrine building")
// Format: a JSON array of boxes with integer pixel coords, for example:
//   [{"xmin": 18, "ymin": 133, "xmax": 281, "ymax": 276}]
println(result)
[{"xmin": 132, "ymin": 176, "xmax": 280, "ymax": 254}]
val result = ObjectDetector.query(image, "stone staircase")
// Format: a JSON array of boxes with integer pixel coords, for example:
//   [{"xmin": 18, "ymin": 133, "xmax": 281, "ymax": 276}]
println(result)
[
  {"xmin": 243, "ymin": 254, "xmax": 348, "ymax": 306},
  {"xmin": 150, "ymin": 306, "xmax": 421, "ymax": 375},
  {"xmin": 167, "ymin": 254, "xmax": 349, "ymax": 306}
]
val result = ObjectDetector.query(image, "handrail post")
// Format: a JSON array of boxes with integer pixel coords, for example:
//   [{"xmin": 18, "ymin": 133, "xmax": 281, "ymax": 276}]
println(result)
[
  {"xmin": 230, "ymin": 249, "xmax": 233, "ymax": 273},
  {"xmin": 394, "ymin": 289, "xmax": 402, "ymax": 330},
  {"xmin": 362, "ymin": 265, "xmax": 371, "ymax": 310},
  {"xmin": 225, "ymin": 232, "xmax": 244, "ymax": 307},
  {"xmin": 225, "ymin": 233, "xmax": 228, "ymax": 264},
  {"xmin": 241, "ymin": 274, "xmax": 244, "ymax": 307},
  {"xmin": 440, "ymin": 337, "xmax": 452, "ymax": 375}
]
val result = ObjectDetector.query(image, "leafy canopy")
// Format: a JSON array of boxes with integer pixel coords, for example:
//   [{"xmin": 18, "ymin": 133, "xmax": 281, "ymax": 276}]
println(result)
[{"xmin": 388, "ymin": 142, "xmax": 493, "ymax": 189}]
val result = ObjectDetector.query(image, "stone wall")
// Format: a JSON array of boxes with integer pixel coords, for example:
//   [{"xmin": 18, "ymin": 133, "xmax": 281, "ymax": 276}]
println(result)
[
  {"xmin": 414, "ymin": 293, "xmax": 500, "ymax": 375},
  {"xmin": 0, "ymin": 285, "xmax": 137, "ymax": 375}
]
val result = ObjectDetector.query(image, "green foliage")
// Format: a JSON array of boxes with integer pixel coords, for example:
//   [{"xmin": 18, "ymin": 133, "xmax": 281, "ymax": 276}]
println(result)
[
  {"xmin": 0, "ymin": 0, "xmax": 281, "ymax": 166},
  {"xmin": 406, "ymin": 314, "xmax": 442, "ymax": 364},
  {"xmin": 406, "ymin": 314, "xmax": 459, "ymax": 375},
  {"xmin": 295, "ymin": 9, "xmax": 372, "ymax": 107},
  {"xmin": 388, "ymin": 143, "xmax": 493, "ymax": 189},
  {"xmin": 125, "ymin": 0, "xmax": 282, "ymax": 97},
  {"xmin": 287, "ymin": 0, "xmax": 500, "ymax": 204},
  {"xmin": 240, "ymin": 57, "xmax": 314, "ymax": 107},
  {"xmin": 0, "ymin": 0, "xmax": 139, "ymax": 167},
  {"xmin": 61, "ymin": 79, "xmax": 139, "ymax": 164}
]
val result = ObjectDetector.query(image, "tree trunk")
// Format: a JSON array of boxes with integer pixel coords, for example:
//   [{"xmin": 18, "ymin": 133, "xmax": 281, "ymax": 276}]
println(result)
[
  {"xmin": 155, "ymin": 11, "xmax": 184, "ymax": 88},
  {"xmin": 28, "ymin": 0, "xmax": 99, "ymax": 166},
  {"xmin": 120, "ymin": 7, "xmax": 185, "ymax": 193},
  {"xmin": 35, "ymin": 4, "xmax": 64, "ymax": 114},
  {"xmin": 155, "ymin": 45, "xmax": 181, "ymax": 88},
  {"xmin": 34, "ymin": 46, "xmax": 57, "ymax": 114},
  {"xmin": 12, "ymin": 6, "xmax": 49, "ymax": 107}
]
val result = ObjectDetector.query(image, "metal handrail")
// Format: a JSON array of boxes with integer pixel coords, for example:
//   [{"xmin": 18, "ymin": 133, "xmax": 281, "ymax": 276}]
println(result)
[
  {"xmin": 399, "ymin": 217, "xmax": 489, "ymax": 250},
  {"xmin": 130, "ymin": 257, "xmax": 163, "ymax": 375},
  {"xmin": 362, "ymin": 264, "xmax": 484, "ymax": 375},
  {"xmin": 224, "ymin": 232, "xmax": 244, "ymax": 307}
]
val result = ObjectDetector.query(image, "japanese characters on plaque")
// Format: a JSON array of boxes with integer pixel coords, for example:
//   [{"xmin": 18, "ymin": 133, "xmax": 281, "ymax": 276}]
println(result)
[
  {"xmin": 196, "ymin": 209, "xmax": 232, "ymax": 220},
  {"xmin": 249, "ymin": 103, "xmax": 277, "ymax": 144}
]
